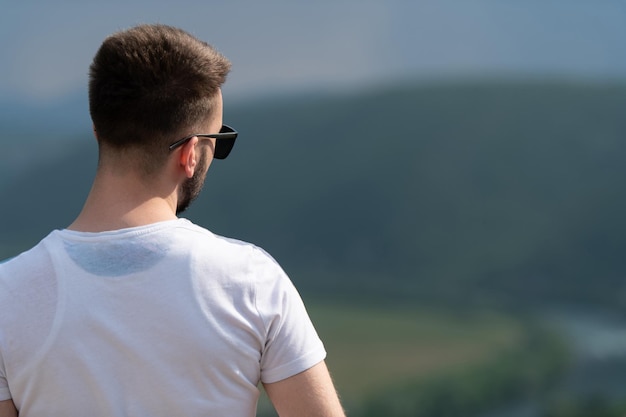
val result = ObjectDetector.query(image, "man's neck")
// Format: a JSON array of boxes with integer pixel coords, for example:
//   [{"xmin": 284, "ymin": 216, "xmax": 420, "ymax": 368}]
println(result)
[{"xmin": 68, "ymin": 169, "xmax": 179, "ymax": 233}]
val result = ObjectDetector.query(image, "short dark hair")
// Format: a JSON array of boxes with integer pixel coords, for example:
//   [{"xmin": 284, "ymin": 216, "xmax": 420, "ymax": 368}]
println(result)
[{"xmin": 89, "ymin": 24, "xmax": 231, "ymax": 170}]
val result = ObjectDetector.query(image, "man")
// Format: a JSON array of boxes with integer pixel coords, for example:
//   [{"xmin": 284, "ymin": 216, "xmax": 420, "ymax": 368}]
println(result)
[{"xmin": 0, "ymin": 24, "xmax": 345, "ymax": 417}]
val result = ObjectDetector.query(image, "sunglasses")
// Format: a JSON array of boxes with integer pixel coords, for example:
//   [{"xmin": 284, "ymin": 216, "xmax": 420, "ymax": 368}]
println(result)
[{"xmin": 168, "ymin": 124, "xmax": 238, "ymax": 159}]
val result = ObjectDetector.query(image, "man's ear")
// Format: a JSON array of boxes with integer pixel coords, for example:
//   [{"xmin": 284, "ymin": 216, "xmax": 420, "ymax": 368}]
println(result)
[{"xmin": 179, "ymin": 137, "xmax": 199, "ymax": 178}]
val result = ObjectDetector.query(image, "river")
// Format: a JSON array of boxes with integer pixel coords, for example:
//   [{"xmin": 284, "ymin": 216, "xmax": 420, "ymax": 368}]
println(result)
[{"xmin": 480, "ymin": 308, "xmax": 626, "ymax": 417}]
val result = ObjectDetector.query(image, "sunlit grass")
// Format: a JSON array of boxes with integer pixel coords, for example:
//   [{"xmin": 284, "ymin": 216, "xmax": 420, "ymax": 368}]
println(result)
[{"xmin": 308, "ymin": 303, "xmax": 524, "ymax": 402}]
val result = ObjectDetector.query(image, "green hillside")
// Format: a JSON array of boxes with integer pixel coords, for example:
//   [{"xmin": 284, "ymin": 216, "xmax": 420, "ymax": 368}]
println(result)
[{"xmin": 2, "ymin": 80, "xmax": 626, "ymax": 310}]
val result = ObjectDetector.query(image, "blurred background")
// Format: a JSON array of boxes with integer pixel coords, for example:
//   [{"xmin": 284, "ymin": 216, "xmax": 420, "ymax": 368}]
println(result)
[{"xmin": 2, "ymin": 1, "xmax": 626, "ymax": 416}]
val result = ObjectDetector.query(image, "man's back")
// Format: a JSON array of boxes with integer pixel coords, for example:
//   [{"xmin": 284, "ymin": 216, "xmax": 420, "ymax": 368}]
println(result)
[
  {"xmin": 1, "ymin": 24, "xmax": 345, "ymax": 417},
  {"xmin": 0, "ymin": 219, "xmax": 325, "ymax": 416}
]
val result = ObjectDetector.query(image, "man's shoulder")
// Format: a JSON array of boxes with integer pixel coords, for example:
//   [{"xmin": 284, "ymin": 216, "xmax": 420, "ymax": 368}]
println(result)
[
  {"xmin": 178, "ymin": 219, "xmax": 263, "ymax": 254},
  {"xmin": 0, "ymin": 233, "xmax": 55, "ymax": 293},
  {"xmin": 0, "ymin": 233, "xmax": 54, "ymax": 269},
  {"xmin": 179, "ymin": 221, "xmax": 283, "ymax": 274}
]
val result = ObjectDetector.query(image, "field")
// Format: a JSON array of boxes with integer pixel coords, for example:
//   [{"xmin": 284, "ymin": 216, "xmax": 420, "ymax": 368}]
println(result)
[{"xmin": 257, "ymin": 302, "xmax": 528, "ymax": 416}]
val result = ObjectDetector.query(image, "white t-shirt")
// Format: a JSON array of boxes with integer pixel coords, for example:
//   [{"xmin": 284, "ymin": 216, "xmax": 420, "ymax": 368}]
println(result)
[{"xmin": 0, "ymin": 219, "xmax": 326, "ymax": 416}]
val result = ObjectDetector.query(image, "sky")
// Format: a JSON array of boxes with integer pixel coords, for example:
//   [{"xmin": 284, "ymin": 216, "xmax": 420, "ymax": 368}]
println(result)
[{"xmin": 0, "ymin": 0, "xmax": 625, "ymax": 105}]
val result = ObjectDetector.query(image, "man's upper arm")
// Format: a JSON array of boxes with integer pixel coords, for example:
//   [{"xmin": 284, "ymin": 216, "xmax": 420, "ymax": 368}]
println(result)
[
  {"xmin": 263, "ymin": 361, "xmax": 345, "ymax": 417},
  {"xmin": 0, "ymin": 400, "xmax": 17, "ymax": 417}
]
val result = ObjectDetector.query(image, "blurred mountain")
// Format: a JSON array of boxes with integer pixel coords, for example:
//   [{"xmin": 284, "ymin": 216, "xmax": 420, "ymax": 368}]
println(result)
[
  {"xmin": 0, "ymin": 93, "xmax": 90, "ymax": 136},
  {"xmin": 2, "ymin": 80, "xmax": 626, "ymax": 311}
]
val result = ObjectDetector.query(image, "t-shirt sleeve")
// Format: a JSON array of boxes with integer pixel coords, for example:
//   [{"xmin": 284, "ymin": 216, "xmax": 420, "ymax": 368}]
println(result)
[
  {"xmin": 0, "ymin": 376, "xmax": 10, "ymax": 401},
  {"xmin": 252, "ymin": 248, "xmax": 326, "ymax": 384},
  {"xmin": 0, "ymin": 338, "xmax": 11, "ymax": 401},
  {"xmin": 0, "ymin": 269, "xmax": 12, "ymax": 401}
]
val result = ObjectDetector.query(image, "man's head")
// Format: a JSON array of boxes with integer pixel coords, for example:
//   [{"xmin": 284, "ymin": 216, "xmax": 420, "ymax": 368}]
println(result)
[{"xmin": 88, "ymin": 24, "xmax": 231, "ymax": 175}]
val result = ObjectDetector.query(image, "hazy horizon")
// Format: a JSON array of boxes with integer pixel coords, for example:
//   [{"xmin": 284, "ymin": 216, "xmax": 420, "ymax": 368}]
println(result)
[{"xmin": 1, "ymin": 0, "xmax": 624, "ymax": 107}]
